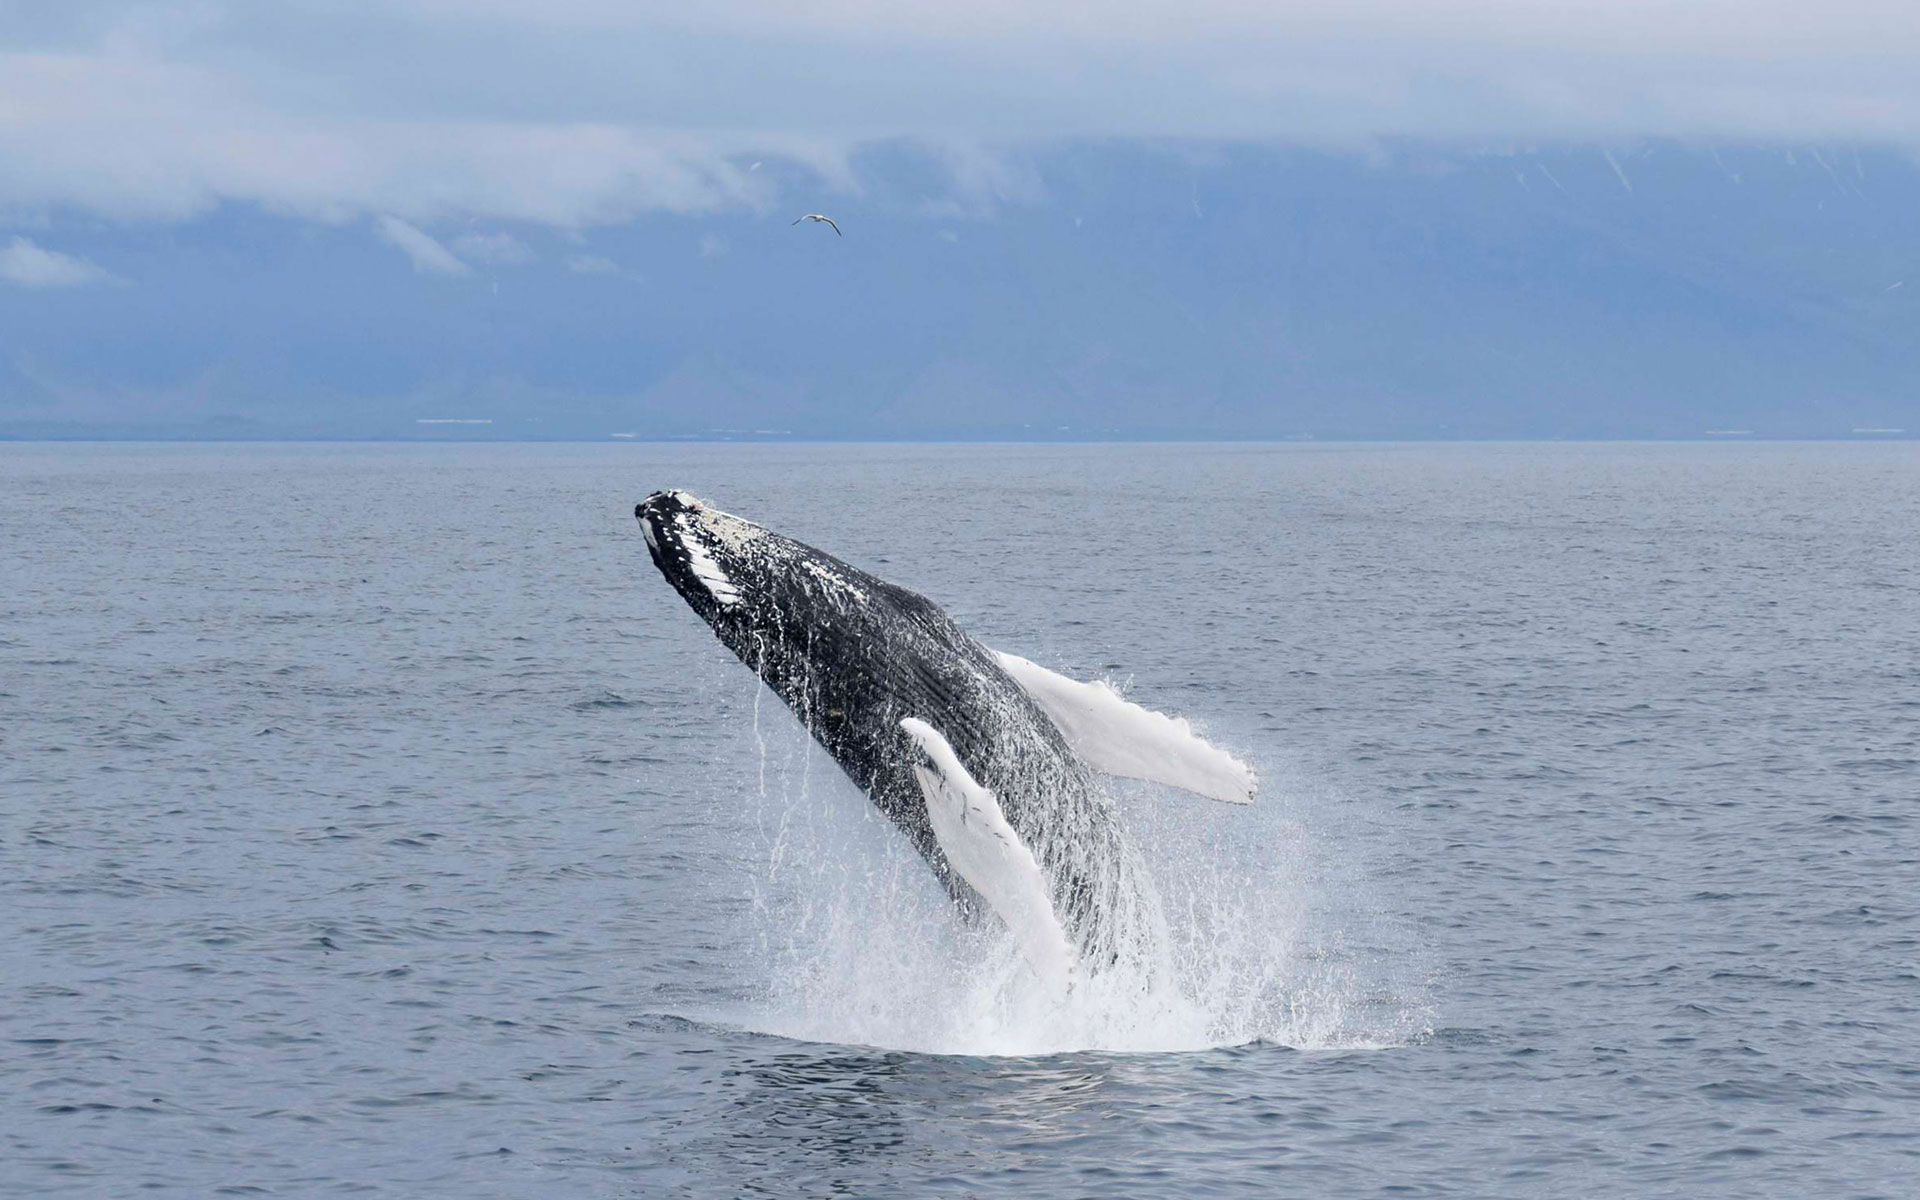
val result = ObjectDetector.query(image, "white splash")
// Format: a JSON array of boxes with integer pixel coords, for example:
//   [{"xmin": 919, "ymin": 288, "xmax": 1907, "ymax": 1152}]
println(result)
[{"xmin": 708, "ymin": 689, "xmax": 1426, "ymax": 1057}]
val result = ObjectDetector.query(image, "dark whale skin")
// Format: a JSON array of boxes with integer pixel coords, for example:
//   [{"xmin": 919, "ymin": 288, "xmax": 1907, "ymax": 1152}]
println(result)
[{"xmin": 635, "ymin": 489, "xmax": 1128, "ymax": 953}]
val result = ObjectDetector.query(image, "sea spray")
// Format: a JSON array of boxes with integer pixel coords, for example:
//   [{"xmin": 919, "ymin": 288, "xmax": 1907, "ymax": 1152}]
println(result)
[{"xmin": 719, "ymin": 671, "xmax": 1422, "ymax": 1055}]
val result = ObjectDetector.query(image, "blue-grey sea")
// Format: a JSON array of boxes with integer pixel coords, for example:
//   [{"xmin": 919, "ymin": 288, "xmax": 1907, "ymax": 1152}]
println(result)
[{"xmin": 3, "ymin": 441, "xmax": 1917, "ymax": 1198}]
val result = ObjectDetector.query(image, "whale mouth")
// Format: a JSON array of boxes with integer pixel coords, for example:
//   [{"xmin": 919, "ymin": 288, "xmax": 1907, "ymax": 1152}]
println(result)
[
  {"xmin": 636, "ymin": 490, "xmax": 745, "ymax": 611},
  {"xmin": 634, "ymin": 494, "xmax": 669, "ymax": 556},
  {"xmin": 635, "ymin": 489, "xmax": 697, "ymax": 556}
]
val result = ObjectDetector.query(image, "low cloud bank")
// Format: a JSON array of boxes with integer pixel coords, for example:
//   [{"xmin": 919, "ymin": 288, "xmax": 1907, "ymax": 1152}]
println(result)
[{"xmin": 3, "ymin": 3, "xmax": 1919, "ymax": 229}]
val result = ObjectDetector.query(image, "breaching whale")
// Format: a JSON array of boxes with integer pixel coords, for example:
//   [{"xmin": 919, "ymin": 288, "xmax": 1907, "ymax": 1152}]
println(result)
[{"xmin": 635, "ymin": 489, "xmax": 1255, "ymax": 988}]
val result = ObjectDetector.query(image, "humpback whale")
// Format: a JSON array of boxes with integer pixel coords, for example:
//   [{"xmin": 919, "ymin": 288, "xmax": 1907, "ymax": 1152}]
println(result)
[{"xmin": 635, "ymin": 489, "xmax": 1255, "ymax": 987}]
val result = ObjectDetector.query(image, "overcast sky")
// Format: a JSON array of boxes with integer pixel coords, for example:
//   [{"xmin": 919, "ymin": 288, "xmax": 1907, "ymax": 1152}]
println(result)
[
  {"xmin": 5, "ymin": 0, "xmax": 1920, "ymax": 230},
  {"xmin": 4, "ymin": 1, "xmax": 1917, "ymax": 439}
]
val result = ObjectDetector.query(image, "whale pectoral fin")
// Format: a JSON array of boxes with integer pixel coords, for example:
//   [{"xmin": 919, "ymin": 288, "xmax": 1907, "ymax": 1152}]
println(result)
[
  {"xmin": 900, "ymin": 717, "xmax": 1077, "ymax": 993},
  {"xmin": 991, "ymin": 650, "xmax": 1257, "ymax": 805}
]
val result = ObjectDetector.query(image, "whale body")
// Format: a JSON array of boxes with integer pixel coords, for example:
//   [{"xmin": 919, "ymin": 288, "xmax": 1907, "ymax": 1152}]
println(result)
[{"xmin": 634, "ymin": 489, "xmax": 1255, "ymax": 986}]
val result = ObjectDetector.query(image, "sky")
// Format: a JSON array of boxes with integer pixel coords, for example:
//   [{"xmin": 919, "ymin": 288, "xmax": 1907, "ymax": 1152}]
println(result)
[{"xmin": 3, "ymin": 1, "xmax": 1919, "ymax": 437}]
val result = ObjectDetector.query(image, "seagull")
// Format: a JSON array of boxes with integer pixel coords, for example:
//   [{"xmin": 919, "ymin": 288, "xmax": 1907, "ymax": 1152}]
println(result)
[{"xmin": 792, "ymin": 213, "xmax": 842, "ymax": 236}]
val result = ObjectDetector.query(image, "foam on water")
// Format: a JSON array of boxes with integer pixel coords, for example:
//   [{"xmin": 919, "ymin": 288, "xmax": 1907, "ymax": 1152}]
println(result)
[{"xmin": 707, "ymin": 676, "xmax": 1423, "ymax": 1057}]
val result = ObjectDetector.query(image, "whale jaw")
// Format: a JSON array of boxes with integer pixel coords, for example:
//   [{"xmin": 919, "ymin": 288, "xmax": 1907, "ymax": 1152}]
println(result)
[{"xmin": 635, "ymin": 490, "xmax": 766, "ymax": 614}]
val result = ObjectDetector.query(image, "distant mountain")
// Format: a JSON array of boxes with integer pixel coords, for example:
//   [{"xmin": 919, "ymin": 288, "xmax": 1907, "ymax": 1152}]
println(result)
[{"xmin": 3, "ymin": 141, "xmax": 1915, "ymax": 439}]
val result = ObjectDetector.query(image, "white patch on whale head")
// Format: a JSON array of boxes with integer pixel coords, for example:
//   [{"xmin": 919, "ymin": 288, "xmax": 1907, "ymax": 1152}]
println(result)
[
  {"xmin": 656, "ymin": 494, "xmax": 769, "ymax": 612},
  {"xmin": 800, "ymin": 557, "xmax": 867, "ymax": 605},
  {"xmin": 664, "ymin": 492, "xmax": 767, "ymax": 555},
  {"xmin": 673, "ymin": 512, "xmax": 743, "ymax": 609},
  {"xmin": 702, "ymin": 508, "xmax": 767, "ymax": 556}
]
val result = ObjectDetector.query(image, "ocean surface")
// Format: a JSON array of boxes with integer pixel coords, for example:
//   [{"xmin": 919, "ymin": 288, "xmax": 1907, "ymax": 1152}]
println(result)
[{"xmin": 3, "ymin": 440, "xmax": 1916, "ymax": 1198}]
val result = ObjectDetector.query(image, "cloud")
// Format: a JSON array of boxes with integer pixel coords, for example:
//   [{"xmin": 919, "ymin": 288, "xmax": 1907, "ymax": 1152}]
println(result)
[
  {"xmin": 375, "ymin": 215, "xmax": 469, "ymax": 275},
  {"xmin": 452, "ymin": 231, "xmax": 534, "ymax": 264},
  {"xmin": 4, "ymin": 2, "xmax": 1920, "ymax": 229},
  {"xmin": 565, "ymin": 253, "xmax": 618, "ymax": 274},
  {"xmin": 0, "ymin": 236, "xmax": 115, "ymax": 287},
  {"xmin": 0, "ymin": 49, "xmax": 821, "ymax": 225}
]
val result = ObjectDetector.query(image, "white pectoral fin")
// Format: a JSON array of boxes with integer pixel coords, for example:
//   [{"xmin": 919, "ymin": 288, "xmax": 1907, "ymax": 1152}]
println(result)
[
  {"xmin": 992, "ymin": 651, "xmax": 1257, "ymax": 805},
  {"xmin": 900, "ymin": 718, "xmax": 1077, "ymax": 993}
]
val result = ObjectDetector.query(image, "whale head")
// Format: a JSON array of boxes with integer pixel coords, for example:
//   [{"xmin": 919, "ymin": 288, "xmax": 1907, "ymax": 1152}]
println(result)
[
  {"xmin": 634, "ymin": 490, "xmax": 774, "ymax": 621},
  {"xmin": 636, "ymin": 489, "xmax": 894, "ymax": 730},
  {"xmin": 636, "ymin": 489, "xmax": 877, "ymax": 623},
  {"xmin": 633, "ymin": 483, "xmax": 894, "ymax": 691}
]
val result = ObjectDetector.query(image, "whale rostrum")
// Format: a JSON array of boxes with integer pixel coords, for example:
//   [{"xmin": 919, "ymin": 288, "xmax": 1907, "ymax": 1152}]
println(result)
[{"xmin": 635, "ymin": 489, "xmax": 1256, "ymax": 984}]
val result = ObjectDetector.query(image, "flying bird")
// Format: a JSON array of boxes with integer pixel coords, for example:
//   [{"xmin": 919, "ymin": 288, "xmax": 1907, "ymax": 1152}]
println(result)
[{"xmin": 792, "ymin": 213, "xmax": 842, "ymax": 236}]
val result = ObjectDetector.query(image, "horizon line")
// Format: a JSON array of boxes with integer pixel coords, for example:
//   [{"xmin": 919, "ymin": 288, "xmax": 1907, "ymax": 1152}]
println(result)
[{"xmin": 3, "ymin": 434, "xmax": 1915, "ymax": 447}]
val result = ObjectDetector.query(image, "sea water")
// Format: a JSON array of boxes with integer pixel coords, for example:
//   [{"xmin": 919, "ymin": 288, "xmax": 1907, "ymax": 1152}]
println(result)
[{"xmin": 2, "ymin": 440, "xmax": 1916, "ymax": 1197}]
